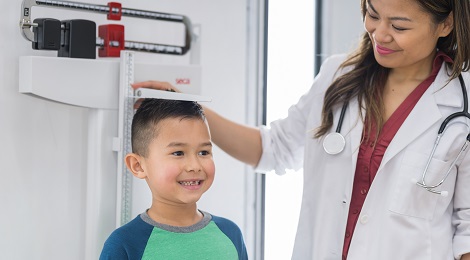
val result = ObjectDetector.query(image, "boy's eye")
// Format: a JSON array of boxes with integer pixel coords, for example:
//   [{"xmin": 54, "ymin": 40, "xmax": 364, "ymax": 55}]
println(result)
[
  {"xmin": 172, "ymin": 151, "xmax": 184, "ymax": 156},
  {"xmin": 199, "ymin": 150, "xmax": 211, "ymax": 156}
]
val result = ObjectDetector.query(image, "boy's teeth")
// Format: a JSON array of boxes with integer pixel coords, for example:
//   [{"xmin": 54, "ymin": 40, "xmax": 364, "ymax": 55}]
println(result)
[{"xmin": 179, "ymin": 181, "xmax": 200, "ymax": 186}]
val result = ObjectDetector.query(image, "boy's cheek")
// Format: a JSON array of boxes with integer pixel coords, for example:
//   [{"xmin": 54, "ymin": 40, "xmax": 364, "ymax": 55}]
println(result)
[
  {"xmin": 162, "ymin": 165, "xmax": 183, "ymax": 179},
  {"xmin": 205, "ymin": 162, "xmax": 216, "ymax": 178}
]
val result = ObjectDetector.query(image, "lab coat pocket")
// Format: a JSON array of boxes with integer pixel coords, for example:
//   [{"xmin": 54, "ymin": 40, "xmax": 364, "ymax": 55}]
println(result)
[{"xmin": 389, "ymin": 150, "xmax": 453, "ymax": 220}]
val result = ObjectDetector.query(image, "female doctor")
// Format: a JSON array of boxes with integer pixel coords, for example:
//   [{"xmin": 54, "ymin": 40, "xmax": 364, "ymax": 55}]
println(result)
[{"xmin": 133, "ymin": 0, "xmax": 470, "ymax": 258}]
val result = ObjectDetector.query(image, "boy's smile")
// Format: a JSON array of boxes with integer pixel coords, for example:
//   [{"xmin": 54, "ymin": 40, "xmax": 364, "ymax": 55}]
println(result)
[{"xmin": 178, "ymin": 179, "xmax": 204, "ymax": 189}]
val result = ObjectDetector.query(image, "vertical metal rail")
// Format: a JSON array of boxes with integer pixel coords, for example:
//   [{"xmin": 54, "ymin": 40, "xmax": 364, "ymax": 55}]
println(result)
[{"xmin": 116, "ymin": 51, "xmax": 135, "ymax": 225}]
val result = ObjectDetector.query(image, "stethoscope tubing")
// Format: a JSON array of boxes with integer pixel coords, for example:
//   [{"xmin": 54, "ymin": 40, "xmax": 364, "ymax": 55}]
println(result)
[
  {"xmin": 417, "ymin": 75, "xmax": 469, "ymax": 193},
  {"xmin": 336, "ymin": 101, "xmax": 349, "ymax": 133}
]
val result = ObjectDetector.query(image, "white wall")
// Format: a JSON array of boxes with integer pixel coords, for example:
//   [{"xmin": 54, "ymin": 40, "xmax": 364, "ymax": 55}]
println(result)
[
  {"xmin": 0, "ymin": 1, "xmax": 253, "ymax": 259},
  {"xmin": 322, "ymin": 0, "xmax": 364, "ymax": 57}
]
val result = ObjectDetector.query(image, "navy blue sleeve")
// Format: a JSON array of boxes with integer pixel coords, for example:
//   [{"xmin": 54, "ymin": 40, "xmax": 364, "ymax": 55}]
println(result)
[
  {"xmin": 212, "ymin": 215, "xmax": 249, "ymax": 260},
  {"xmin": 99, "ymin": 215, "xmax": 154, "ymax": 260}
]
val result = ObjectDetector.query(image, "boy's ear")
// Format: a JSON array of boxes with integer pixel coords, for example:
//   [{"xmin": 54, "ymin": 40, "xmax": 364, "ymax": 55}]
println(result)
[{"xmin": 125, "ymin": 153, "xmax": 146, "ymax": 179}]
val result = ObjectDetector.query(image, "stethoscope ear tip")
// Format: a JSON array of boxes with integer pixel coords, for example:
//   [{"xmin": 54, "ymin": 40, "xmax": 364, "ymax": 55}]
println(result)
[{"xmin": 440, "ymin": 191, "xmax": 448, "ymax": 197}]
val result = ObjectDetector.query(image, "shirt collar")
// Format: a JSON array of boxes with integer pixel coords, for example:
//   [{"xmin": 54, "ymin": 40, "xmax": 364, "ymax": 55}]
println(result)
[{"xmin": 431, "ymin": 51, "xmax": 453, "ymax": 76}]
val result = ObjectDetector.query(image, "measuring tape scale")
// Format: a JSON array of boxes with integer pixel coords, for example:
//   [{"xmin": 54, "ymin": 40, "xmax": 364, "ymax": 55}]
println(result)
[{"xmin": 115, "ymin": 51, "xmax": 134, "ymax": 225}]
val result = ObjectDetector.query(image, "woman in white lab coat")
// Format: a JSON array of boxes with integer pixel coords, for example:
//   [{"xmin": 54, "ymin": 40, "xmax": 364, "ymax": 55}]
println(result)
[{"xmin": 134, "ymin": 0, "xmax": 470, "ymax": 259}]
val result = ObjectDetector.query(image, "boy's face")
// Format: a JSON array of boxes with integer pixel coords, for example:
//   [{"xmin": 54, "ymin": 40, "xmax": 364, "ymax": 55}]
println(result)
[{"xmin": 134, "ymin": 117, "xmax": 215, "ymax": 207}]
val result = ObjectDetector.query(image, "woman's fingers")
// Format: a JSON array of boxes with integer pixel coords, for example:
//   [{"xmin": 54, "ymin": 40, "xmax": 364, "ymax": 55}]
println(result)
[
  {"xmin": 131, "ymin": 81, "xmax": 180, "ymax": 92},
  {"xmin": 131, "ymin": 81, "xmax": 182, "ymax": 109}
]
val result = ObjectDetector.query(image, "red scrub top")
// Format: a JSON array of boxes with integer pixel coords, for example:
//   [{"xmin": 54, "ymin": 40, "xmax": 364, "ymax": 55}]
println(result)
[{"xmin": 342, "ymin": 52, "xmax": 452, "ymax": 259}]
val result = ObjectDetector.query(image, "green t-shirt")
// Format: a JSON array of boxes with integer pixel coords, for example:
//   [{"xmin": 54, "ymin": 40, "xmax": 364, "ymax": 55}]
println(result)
[{"xmin": 100, "ymin": 211, "xmax": 248, "ymax": 260}]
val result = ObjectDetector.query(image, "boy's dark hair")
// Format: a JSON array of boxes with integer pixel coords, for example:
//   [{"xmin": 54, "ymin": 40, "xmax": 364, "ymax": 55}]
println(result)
[{"xmin": 131, "ymin": 98, "xmax": 205, "ymax": 157}]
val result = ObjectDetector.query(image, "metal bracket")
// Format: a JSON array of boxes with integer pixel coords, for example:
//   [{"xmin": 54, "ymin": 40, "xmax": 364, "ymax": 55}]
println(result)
[{"xmin": 20, "ymin": 0, "xmax": 195, "ymax": 55}]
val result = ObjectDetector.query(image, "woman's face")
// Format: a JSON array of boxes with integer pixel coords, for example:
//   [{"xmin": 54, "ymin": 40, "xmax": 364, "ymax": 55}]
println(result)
[{"xmin": 364, "ymin": 0, "xmax": 452, "ymax": 73}]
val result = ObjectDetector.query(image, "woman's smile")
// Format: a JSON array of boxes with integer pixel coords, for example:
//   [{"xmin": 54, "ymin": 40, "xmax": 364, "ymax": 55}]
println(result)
[{"xmin": 375, "ymin": 44, "xmax": 397, "ymax": 55}]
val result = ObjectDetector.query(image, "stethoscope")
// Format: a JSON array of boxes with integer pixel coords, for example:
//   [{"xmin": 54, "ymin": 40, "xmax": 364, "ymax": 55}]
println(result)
[{"xmin": 323, "ymin": 74, "xmax": 470, "ymax": 196}]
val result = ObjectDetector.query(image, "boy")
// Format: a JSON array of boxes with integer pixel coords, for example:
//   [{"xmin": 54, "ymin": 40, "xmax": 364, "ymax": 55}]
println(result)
[{"xmin": 100, "ymin": 98, "xmax": 248, "ymax": 260}]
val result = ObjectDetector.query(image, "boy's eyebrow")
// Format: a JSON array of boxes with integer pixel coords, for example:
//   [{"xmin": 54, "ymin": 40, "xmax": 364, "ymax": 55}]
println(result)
[
  {"xmin": 201, "ymin": 142, "xmax": 213, "ymax": 147},
  {"xmin": 367, "ymin": 0, "xmax": 412, "ymax": 22},
  {"xmin": 168, "ymin": 142, "xmax": 184, "ymax": 147},
  {"xmin": 167, "ymin": 142, "xmax": 213, "ymax": 147}
]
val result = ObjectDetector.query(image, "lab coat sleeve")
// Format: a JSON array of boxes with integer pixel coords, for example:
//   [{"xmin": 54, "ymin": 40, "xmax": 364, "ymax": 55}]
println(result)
[
  {"xmin": 453, "ymin": 161, "xmax": 470, "ymax": 259},
  {"xmin": 255, "ymin": 54, "xmax": 348, "ymax": 175},
  {"xmin": 453, "ymin": 73, "xmax": 470, "ymax": 259}
]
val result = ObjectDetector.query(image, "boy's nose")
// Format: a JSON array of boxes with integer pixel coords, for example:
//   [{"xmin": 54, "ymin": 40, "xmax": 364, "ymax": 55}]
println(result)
[{"xmin": 185, "ymin": 156, "xmax": 202, "ymax": 172}]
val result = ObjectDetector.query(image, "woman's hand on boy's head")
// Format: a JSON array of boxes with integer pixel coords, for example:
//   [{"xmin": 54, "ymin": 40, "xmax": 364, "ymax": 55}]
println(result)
[
  {"xmin": 131, "ymin": 81, "xmax": 181, "ymax": 93},
  {"xmin": 131, "ymin": 81, "xmax": 182, "ymax": 109}
]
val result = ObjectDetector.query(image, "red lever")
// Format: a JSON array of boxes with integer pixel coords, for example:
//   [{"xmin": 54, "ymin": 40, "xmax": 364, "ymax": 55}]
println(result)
[
  {"xmin": 98, "ymin": 24, "xmax": 125, "ymax": 57},
  {"xmin": 107, "ymin": 2, "xmax": 122, "ymax": 21}
]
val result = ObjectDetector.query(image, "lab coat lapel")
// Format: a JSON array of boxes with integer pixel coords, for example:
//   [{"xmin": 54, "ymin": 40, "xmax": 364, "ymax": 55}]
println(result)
[
  {"xmin": 379, "ymin": 88, "xmax": 441, "ymax": 168},
  {"xmin": 378, "ymin": 66, "xmax": 463, "ymax": 172}
]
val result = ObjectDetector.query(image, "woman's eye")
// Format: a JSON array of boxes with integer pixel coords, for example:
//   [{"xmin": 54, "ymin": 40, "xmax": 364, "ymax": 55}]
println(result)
[
  {"xmin": 392, "ymin": 25, "xmax": 407, "ymax": 31},
  {"xmin": 367, "ymin": 12, "xmax": 379, "ymax": 20}
]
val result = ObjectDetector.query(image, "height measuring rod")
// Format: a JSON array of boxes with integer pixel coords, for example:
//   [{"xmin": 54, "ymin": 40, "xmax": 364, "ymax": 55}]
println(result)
[
  {"xmin": 20, "ymin": 0, "xmax": 194, "ymax": 55},
  {"xmin": 115, "ymin": 51, "xmax": 135, "ymax": 225}
]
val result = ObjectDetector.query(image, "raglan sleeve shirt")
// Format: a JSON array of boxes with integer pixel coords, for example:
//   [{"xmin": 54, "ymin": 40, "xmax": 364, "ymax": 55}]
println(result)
[{"xmin": 100, "ymin": 211, "xmax": 248, "ymax": 260}]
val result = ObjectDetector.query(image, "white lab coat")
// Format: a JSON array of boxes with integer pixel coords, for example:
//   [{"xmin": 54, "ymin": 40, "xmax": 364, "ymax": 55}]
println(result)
[{"xmin": 256, "ymin": 54, "xmax": 470, "ymax": 259}]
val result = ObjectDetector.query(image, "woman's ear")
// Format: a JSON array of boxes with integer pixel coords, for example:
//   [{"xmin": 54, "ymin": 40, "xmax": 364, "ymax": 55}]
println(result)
[
  {"xmin": 439, "ymin": 11, "xmax": 454, "ymax": 37},
  {"xmin": 125, "ymin": 153, "xmax": 146, "ymax": 179}
]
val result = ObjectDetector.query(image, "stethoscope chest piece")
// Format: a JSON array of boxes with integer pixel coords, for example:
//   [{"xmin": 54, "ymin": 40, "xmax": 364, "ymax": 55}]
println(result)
[{"xmin": 323, "ymin": 132, "xmax": 346, "ymax": 155}]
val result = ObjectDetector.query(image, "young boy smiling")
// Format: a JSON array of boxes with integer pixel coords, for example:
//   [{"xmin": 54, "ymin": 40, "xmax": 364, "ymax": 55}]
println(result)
[{"xmin": 100, "ymin": 98, "xmax": 248, "ymax": 260}]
